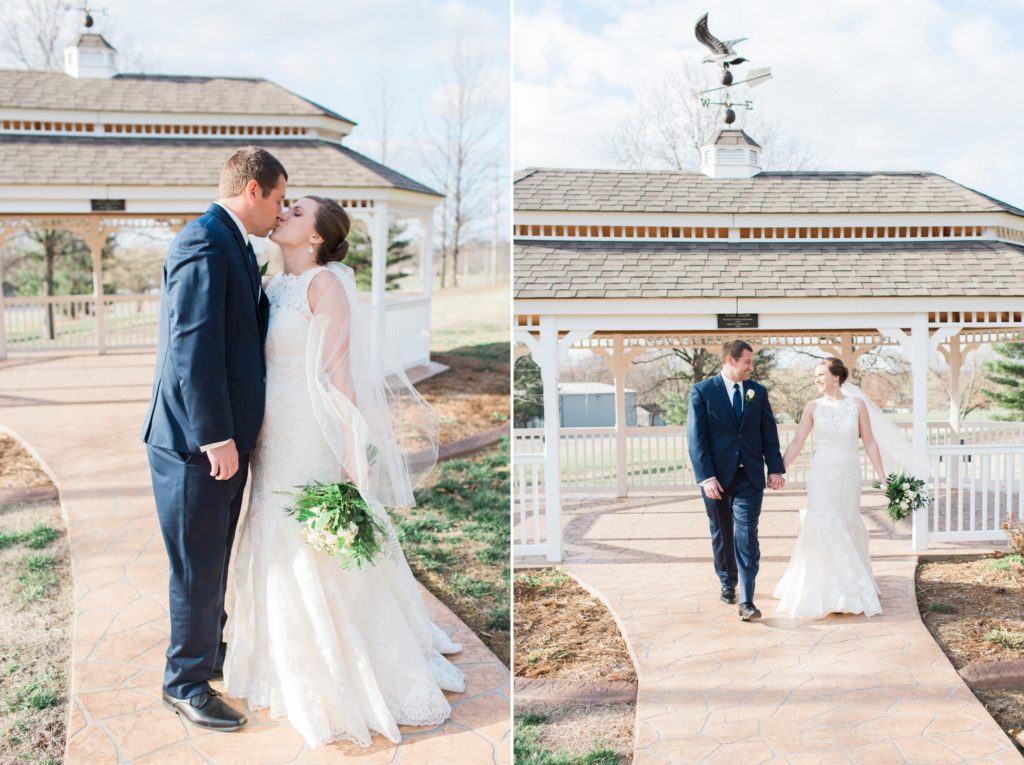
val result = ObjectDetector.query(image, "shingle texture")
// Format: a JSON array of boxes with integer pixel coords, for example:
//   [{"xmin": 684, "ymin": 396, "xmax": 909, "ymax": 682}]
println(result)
[
  {"xmin": 514, "ymin": 169, "xmax": 1024, "ymax": 216},
  {"xmin": 0, "ymin": 69, "xmax": 353, "ymax": 121},
  {"xmin": 513, "ymin": 240, "xmax": 1024, "ymax": 298},
  {"xmin": 0, "ymin": 135, "xmax": 439, "ymax": 195}
]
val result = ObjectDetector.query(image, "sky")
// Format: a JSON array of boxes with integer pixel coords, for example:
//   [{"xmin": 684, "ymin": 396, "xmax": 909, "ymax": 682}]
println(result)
[
  {"xmin": 514, "ymin": 0, "xmax": 1024, "ymax": 209},
  {"xmin": 2, "ymin": 0, "xmax": 511, "ymax": 239}
]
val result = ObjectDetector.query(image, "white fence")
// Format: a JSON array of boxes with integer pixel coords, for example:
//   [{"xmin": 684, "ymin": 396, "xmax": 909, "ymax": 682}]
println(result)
[
  {"xmin": 513, "ymin": 454, "xmax": 549, "ymax": 558},
  {"xmin": 512, "ymin": 422, "xmax": 1024, "ymax": 557},
  {"xmin": 928, "ymin": 445, "xmax": 1024, "ymax": 542},
  {"xmin": 1, "ymin": 293, "xmax": 432, "ymax": 371}
]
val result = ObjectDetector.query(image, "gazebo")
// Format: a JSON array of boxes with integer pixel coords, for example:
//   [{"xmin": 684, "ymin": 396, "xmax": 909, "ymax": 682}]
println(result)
[
  {"xmin": 513, "ymin": 128, "xmax": 1024, "ymax": 560},
  {"xmin": 0, "ymin": 30, "xmax": 441, "ymax": 375}
]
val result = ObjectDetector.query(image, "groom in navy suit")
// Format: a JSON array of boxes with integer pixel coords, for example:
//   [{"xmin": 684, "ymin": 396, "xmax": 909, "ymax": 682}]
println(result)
[
  {"xmin": 687, "ymin": 340, "xmax": 785, "ymax": 621},
  {"xmin": 142, "ymin": 147, "xmax": 286, "ymax": 729}
]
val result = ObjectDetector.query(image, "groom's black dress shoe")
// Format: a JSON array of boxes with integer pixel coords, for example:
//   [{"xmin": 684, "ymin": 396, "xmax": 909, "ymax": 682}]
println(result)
[
  {"xmin": 738, "ymin": 602, "xmax": 762, "ymax": 621},
  {"xmin": 162, "ymin": 690, "xmax": 246, "ymax": 731},
  {"xmin": 720, "ymin": 586, "xmax": 736, "ymax": 604}
]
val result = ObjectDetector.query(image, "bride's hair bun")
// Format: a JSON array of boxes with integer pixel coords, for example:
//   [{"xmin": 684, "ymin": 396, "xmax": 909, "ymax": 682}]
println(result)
[
  {"xmin": 822, "ymin": 356, "xmax": 849, "ymax": 384},
  {"xmin": 304, "ymin": 195, "xmax": 351, "ymax": 265}
]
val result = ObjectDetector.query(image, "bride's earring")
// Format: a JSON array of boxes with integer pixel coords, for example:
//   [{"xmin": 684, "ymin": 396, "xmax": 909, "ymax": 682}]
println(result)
[{"xmin": 307, "ymin": 244, "xmax": 313, "ymax": 255}]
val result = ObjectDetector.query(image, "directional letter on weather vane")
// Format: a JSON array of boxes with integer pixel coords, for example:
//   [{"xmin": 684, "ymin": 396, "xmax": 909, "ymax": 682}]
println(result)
[{"xmin": 694, "ymin": 12, "xmax": 772, "ymax": 125}]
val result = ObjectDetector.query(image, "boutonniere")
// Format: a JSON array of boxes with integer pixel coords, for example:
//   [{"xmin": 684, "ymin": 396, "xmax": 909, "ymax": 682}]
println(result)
[{"xmin": 745, "ymin": 389, "xmax": 755, "ymax": 403}]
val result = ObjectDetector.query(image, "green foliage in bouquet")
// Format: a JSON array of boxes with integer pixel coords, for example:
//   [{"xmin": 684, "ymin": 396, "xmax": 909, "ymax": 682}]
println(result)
[
  {"xmin": 285, "ymin": 480, "xmax": 387, "ymax": 569},
  {"xmin": 872, "ymin": 471, "xmax": 928, "ymax": 522}
]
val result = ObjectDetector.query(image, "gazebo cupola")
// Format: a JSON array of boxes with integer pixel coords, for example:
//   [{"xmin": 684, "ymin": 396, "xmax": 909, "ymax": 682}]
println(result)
[
  {"xmin": 700, "ymin": 128, "xmax": 761, "ymax": 179},
  {"xmin": 63, "ymin": 32, "xmax": 118, "ymax": 80}
]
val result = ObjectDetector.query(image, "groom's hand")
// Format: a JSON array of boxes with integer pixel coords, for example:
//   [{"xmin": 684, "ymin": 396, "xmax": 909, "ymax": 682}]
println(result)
[
  {"xmin": 701, "ymin": 478, "xmax": 723, "ymax": 500},
  {"xmin": 768, "ymin": 473, "xmax": 785, "ymax": 490},
  {"xmin": 208, "ymin": 439, "xmax": 239, "ymax": 481}
]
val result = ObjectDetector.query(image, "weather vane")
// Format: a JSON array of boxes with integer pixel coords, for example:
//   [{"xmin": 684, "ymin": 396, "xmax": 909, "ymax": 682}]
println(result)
[
  {"xmin": 63, "ymin": 3, "xmax": 108, "ymax": 28},
  {"xmin": 694, "ymin": 13, "xmax": 772, "ymax": 125}
]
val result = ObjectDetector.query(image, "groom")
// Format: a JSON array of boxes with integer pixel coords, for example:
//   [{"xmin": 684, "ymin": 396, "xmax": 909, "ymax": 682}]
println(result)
[
  {"xmin": 686, "ymin": 340, "xmax": 785, "ymax": 621},
  {"xmin": 141, "ymin": 147, "xmax": 286, "ymax": 729}
]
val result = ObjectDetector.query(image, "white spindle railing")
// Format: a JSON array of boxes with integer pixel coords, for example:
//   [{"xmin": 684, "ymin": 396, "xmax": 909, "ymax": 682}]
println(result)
[
  {"xmin": 2, "ymin": 292, "xmax": 436, "ymax": 372},
  {"xmin": 513, "ymin": 422, "xmax": 1024, "ymax": 494},
  {"xmin": 512, "ymin": 453, "xmax": 551, "ymax": 558},
  {"xmin": 928, "ymin": 444, "xmax": 1024, "ymax": 541}
]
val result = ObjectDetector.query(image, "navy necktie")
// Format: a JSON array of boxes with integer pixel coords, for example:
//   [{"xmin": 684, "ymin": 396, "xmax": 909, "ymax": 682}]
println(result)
[
  {"xmin": 732, "ymin": 383, "xmax": 742, "ymax": 420},
  {"xmin": 245, "ymin": 242, "xmax": 260, "ymax": 300}
]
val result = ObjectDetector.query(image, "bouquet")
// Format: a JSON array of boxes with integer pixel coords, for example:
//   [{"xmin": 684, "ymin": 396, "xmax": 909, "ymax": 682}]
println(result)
[
  {"xmin": 284, "ymin": 480, "xmax": 386, "ymax": 569},
  {"xmin": 872, "ymin": 471, "xmax": 928, "ymax": 522}
]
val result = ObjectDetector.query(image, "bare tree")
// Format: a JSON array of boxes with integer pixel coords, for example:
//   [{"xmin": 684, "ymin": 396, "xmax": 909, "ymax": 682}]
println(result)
[
  {"xmin": 0, "ymin": 0, "xmax": 153, "ymax": 72},
  {"xmin": 422, "ymin": 32, "xmax": 502, "ymax": 288},
  {"xmin": 602, "ymin": 56, "xmax": 819, "ymax": 171},
  {"xmin": 0, "ymin": 0, "xmax": 75, "ymax": 69},
  {"xmin": 369, "ymin": 81, "xmax": 396, "ymax": 166}
]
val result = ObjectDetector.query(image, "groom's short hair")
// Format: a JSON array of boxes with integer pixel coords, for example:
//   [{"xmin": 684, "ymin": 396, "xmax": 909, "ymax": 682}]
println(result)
[
  {"xmin": 722, "ymin": 339, "xmax": 753, "ymax": 361},
  {"xmin": 218, "ymin": 147, "xmax": 288, "ymax": 198}
]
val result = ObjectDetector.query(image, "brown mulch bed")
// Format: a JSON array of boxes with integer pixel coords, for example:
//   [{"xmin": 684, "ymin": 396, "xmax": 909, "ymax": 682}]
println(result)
[
  {"xmin": 917, "ymin": 553, "xmax": 1024, "ymax": 750},
  {"xmin": 514, "ymin": 568, "xmax": 636, "ymax": 682},
  {"xmin": 0, "ymin": 435, "xmax": 51, "ymax": 490},
  {"xmin": 417, "ymin": 347, "xmax": 508, "ymax": 445},
  {"xmin": 514, "ymin": 568, "xmax": 636, "ymax": 763}
]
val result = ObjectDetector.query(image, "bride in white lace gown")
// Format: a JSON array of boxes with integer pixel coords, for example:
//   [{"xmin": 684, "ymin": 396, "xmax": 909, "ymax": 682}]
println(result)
[
  {"xmin": 224, "ymin": 196, "xmax": 465, "ymax": 748},
  {"xmin": 772, "ymin": 357, "xmax": 887, "ymax": 619}
]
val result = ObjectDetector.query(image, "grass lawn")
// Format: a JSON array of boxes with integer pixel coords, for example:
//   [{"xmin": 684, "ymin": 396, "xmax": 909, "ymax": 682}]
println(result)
[
  {"xmin": 393, "ymin": 437, "xmax": 510, "ymax": 666},
  {"xmin": 514, "ymin": 711, "xmax": 624, "ymax": 765},
  {"xmin": 0, "ymin": 436, "xmax": 71, "ymax": 765}
]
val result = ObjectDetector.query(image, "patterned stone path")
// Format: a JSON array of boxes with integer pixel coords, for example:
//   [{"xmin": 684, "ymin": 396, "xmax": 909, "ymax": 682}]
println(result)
[
  {"xmin": 546, "ymin": 491, "xmax": 1022, "ymax": 764},
  {"xmin": 0, "ymin": 353, "xmax": 509, "ymax": 765}
]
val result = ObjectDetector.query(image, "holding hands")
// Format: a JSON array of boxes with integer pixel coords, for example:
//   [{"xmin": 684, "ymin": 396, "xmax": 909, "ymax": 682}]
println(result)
[{"xmin": 768, "ymin": 473, "xmax": 786, "ymax": 491}]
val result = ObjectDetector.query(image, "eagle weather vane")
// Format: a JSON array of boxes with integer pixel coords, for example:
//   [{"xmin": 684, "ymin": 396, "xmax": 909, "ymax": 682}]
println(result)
[{"xmin": 694, "ymin": 12, "xmax": 772, "ymax": 125}]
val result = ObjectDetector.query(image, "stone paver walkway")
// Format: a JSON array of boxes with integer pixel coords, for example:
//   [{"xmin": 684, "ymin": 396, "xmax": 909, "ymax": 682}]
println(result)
[
  {"xmin": 540, "ymin": 490, "xmax": 1022, "ymax": 764},
  {"xmin": 0, "ymin": 353, "xmax": 509, "ymax": 765}
]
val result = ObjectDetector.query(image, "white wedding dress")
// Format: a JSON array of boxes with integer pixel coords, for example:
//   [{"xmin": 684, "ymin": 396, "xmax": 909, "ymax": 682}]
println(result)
[
  {"xmin": 224, "ymin": 266, "xmax": 465, "ymax": 748},
  {"xmin": 772, "ymin": 395, "xmax": 882, "ymax": 619}
]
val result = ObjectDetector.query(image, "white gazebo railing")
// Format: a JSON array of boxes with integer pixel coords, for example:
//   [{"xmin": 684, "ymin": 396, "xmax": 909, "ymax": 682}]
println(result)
[
  {"xmin": 512, "ymin": 422, "xmax": 1024, "ymax": 559},
  {"xmin": 513, "ymin": 453, "xmax": 550, "ymax": 558},
  {"xmin": 928, "ymin": 444, "xmax": 1024, "ymax": 542},
  {"xmin": 1, "ymin": 292, "xmax": 432, "ymax": 371}
]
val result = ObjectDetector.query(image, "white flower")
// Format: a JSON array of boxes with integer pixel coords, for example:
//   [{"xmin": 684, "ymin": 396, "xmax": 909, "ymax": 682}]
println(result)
[
  {"xmin": 745, "ymin": 389, "xmax": 755, "ymax": 402},
  {"xmin": 348, "ymin": 522, "xmax": 358, "ymax": 534},
  {"xmin": 325, "ymin": 532, "xmax": 338, "ymax": 546},
  {"xmin": 900, "ymin": 499, "xmax": 910, "ymax": 509},
  {"xmin": 902, "ymin": 483, "xmax": 910, "ymax": 490}
]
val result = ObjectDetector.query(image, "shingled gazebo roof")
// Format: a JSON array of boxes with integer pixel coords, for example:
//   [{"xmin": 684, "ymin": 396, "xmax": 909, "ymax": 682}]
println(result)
[
  {"xmin": 0, "ymin": 69, "xmax": 353, "ymax": 122},
  {"xmin": 514, "ymin": 240, "xmax": 1024, "ymax": 299},
  {"xmin": 0, "ymin": 135, "xmax": 440, "ymax": 196},
  {"xmin": 514, "ymin": 168, "xmax": 1024, "ymax": 216}
]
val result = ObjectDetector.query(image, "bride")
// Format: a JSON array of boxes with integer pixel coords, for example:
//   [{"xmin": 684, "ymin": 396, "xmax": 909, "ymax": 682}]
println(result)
[
  {"xmin": 772, "ymin": 357, "xmax": 891, "ymax": 619},
  {"xmin": 223, "ymin": 196, "xmax": 465, "ymax": 747}
]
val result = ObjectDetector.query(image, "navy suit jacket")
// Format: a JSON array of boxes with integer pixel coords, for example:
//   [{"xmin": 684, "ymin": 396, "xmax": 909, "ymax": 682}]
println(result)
[
  {"xmin": 686, "ymin": 376, "xmax": 785, "ymax": 491},
  {"xmin": 142, "ymin": 204, "xmax": 269, "ymax": 455}
]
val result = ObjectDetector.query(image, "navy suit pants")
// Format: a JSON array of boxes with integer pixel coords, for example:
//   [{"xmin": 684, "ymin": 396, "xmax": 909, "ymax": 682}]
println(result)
[
  {"xmin": 701, "ymin": 470, "xmax": 763, "ymax": 603},
  {"xmin": 146, "ymin": 444, "xmax": 247, "ymax": 699}
]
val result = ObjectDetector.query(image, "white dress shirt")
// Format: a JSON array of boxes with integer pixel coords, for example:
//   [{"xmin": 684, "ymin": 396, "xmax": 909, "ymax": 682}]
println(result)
[{"xmin": 199, "ymin": 202, "xmax": 251, "ymax": 453}]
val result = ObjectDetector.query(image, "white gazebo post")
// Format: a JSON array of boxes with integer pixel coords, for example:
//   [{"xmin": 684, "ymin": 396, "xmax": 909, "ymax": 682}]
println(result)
[
  {"xmin": 0, "ymin": 228, "xmax": 9, "ymax": 360},
  {"xmin": 421, "ymin": 212, "xmax": 434, "ymax": 300},
  {"xmin": 370, "ymin": 201, "xmax": 389, "ymax": 355},
  {"xmin": 596, "ymin": 336, "xmax": 645, "ymax": 498},
  {"xmin": 539, "ymin": 316, "xmax": 563, "ymax": 562},
  {"xmin": 84, "ymin": 222, "xmax": 108, "ymax": 354}
]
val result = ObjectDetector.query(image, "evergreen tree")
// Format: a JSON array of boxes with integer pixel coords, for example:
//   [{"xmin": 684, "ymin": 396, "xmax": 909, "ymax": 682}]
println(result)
[
  {"xmin": 983, "ymin": 343, "xmax": 1024, "ymax": 420},
  {"xmin": 343, "ymin": 223, "xmax": 416, "ymax": 291},
  {"xmin": 513, "ymin": 355, "xmax": 544, "ymax": 426}
]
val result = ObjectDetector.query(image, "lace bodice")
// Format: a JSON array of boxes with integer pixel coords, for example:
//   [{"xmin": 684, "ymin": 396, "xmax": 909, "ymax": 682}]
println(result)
[
  {"xmin": 812, "ymin": 395, "xmax": 859, "ymax": 451},
  {"xmin": 263, "ymin": 267, "xmax": 324, "ymax": 368}
]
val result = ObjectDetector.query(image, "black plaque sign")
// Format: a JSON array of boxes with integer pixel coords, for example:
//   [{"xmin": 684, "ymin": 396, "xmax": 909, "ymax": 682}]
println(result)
[{"xmin": 717, "ymin": 313, "xmax": 759, "ymax": 329}]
